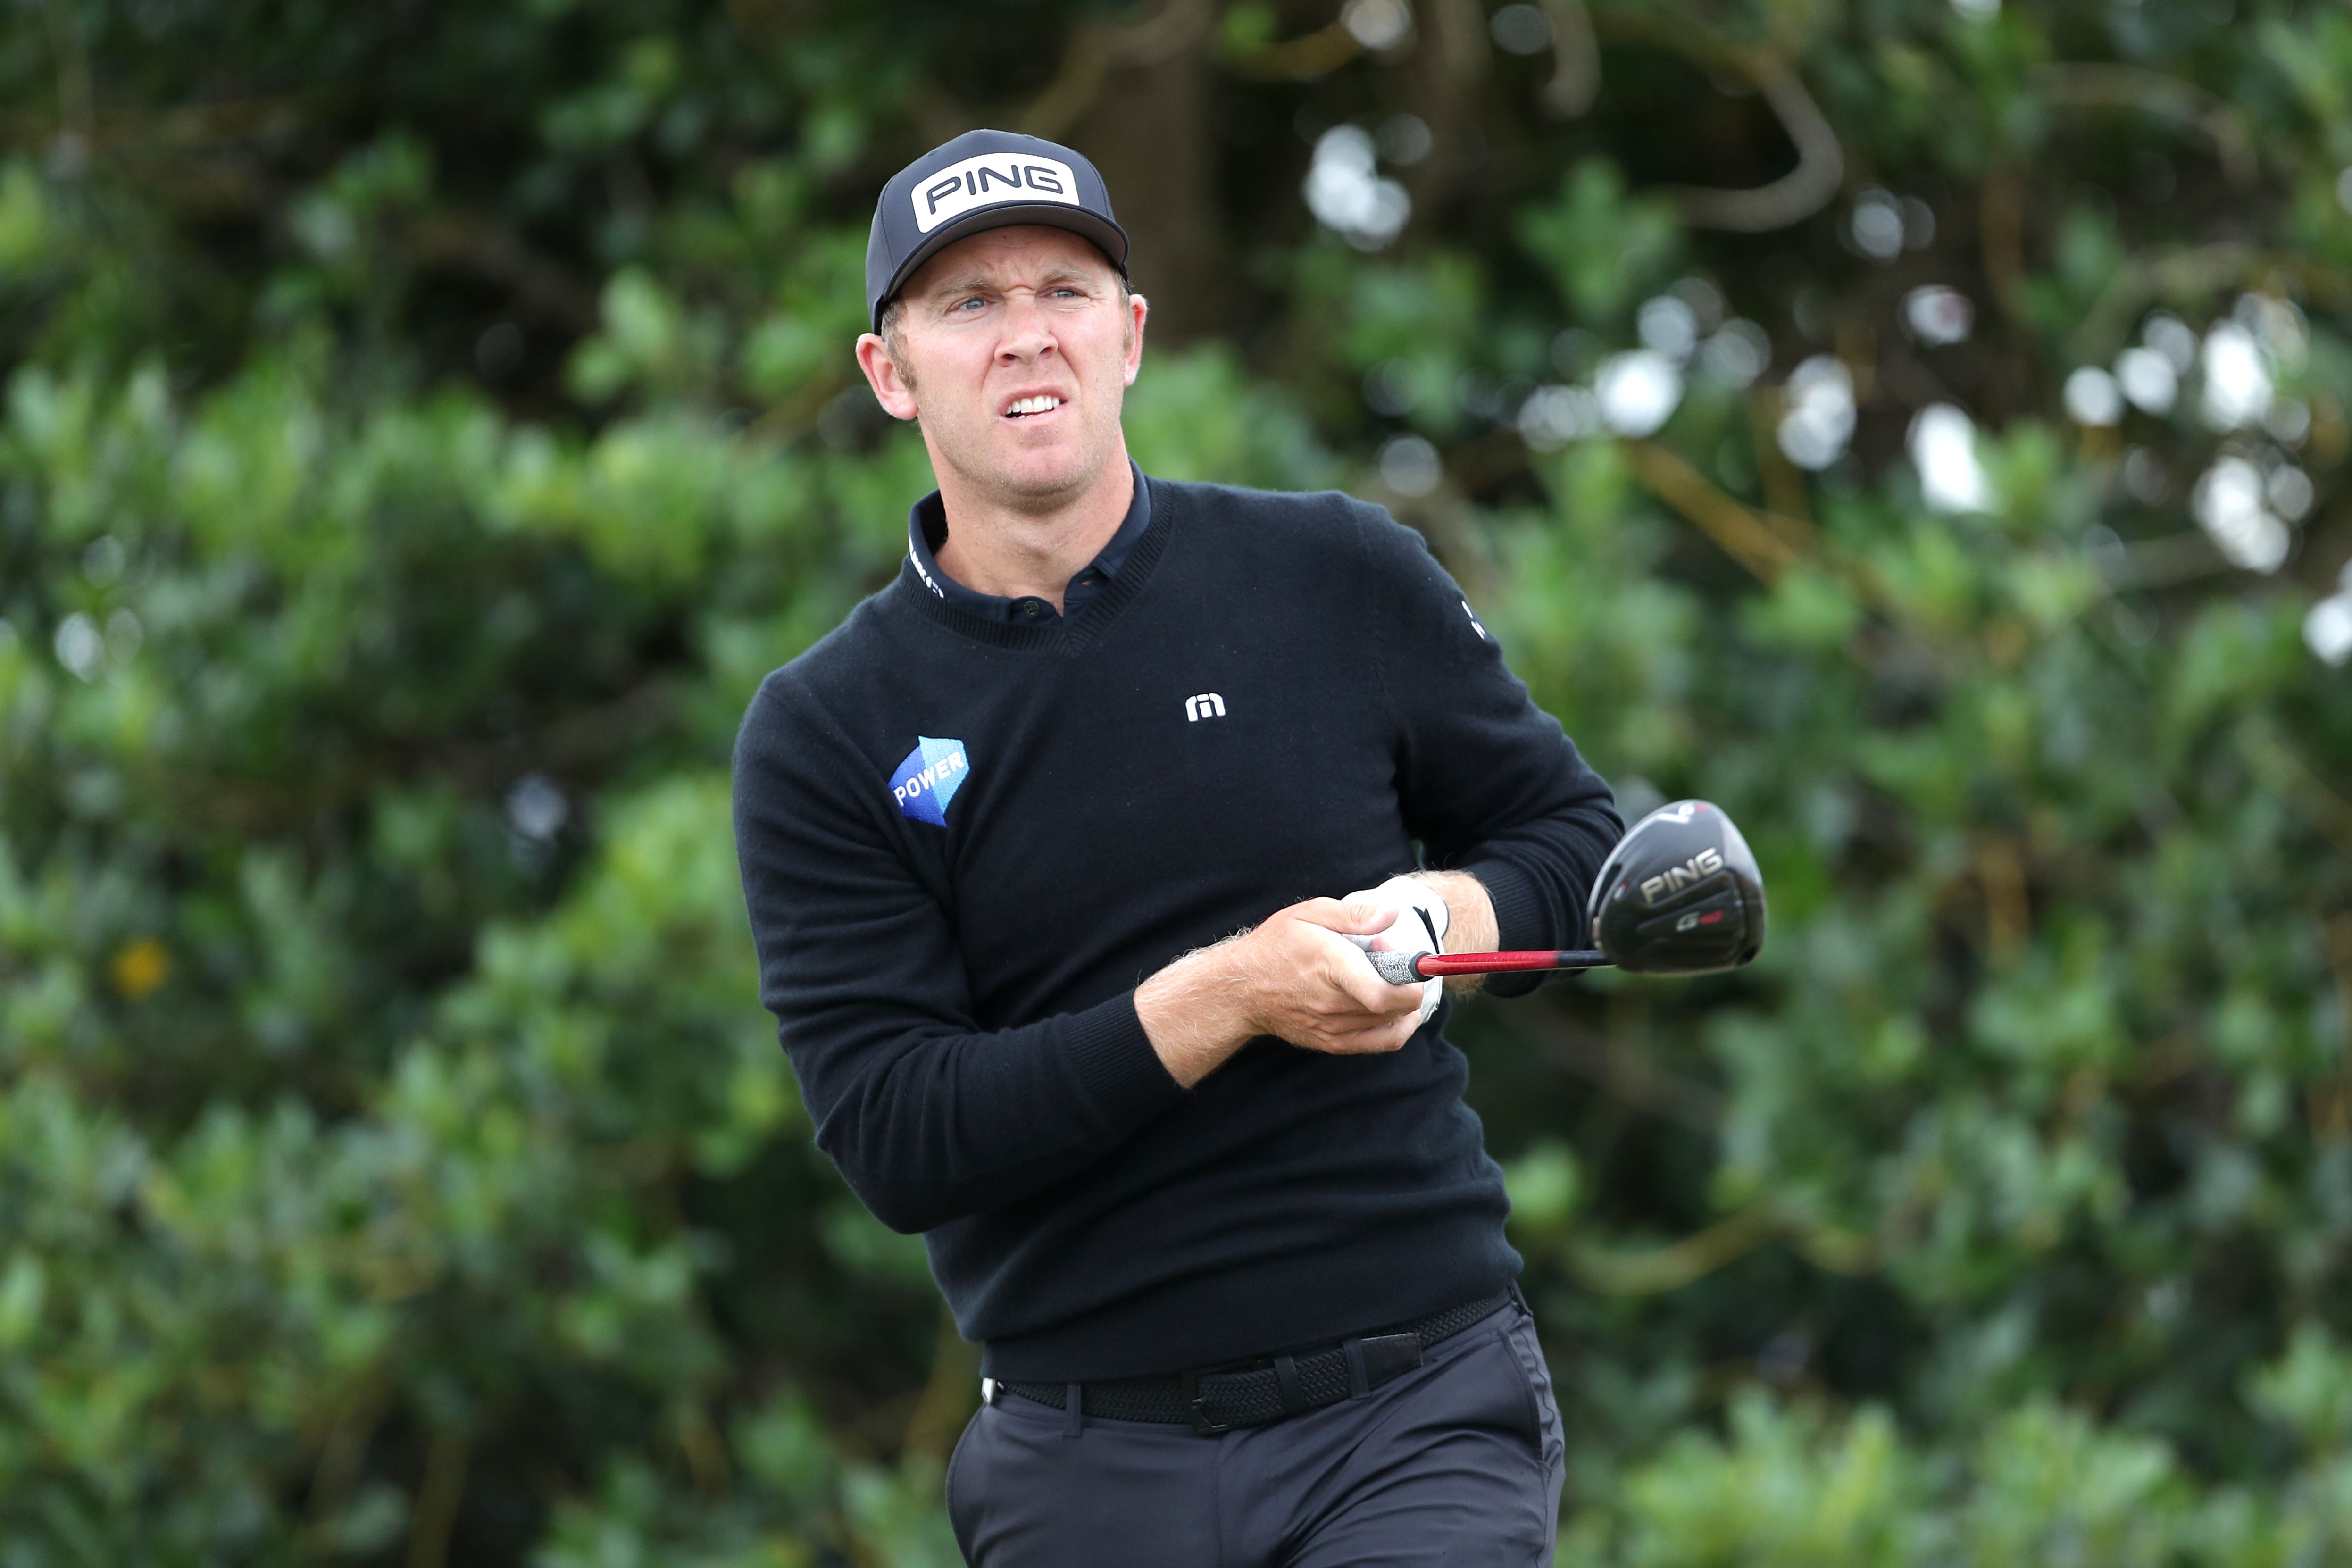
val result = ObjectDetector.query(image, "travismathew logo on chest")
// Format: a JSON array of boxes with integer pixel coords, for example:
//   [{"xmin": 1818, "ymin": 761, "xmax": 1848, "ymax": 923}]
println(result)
[
  {"xmin": 913, "ymin": 154, "xmax": 1079, "ymax": 234},
  {"xmin": 890, "ymin": 736, "xmax": 970, "ymax": 826}
]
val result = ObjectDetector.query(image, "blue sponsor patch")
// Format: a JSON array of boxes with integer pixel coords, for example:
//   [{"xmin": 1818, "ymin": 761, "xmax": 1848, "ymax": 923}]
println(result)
[{"xmin": 889, "ymin": 736, "xmax": 970, "ymax": 826}]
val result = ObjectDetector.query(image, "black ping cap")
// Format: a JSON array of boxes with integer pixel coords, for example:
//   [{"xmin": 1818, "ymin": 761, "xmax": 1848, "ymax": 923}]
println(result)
[{"xmin": 865, "ymin": 129, "xmax": 1130, "ymax": 333}]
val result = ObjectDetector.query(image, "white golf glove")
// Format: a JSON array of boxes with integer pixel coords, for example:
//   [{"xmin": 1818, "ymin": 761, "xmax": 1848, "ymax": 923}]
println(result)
[{"xmin": 1343, "ymin": 875, "xmax": 1451, "ymax": 1024}]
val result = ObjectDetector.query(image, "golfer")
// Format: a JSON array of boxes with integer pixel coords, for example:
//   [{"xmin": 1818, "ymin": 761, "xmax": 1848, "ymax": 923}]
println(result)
[{"xmin": 733, "ymin": 128, "xmax": 1622, "ymax": 1566}]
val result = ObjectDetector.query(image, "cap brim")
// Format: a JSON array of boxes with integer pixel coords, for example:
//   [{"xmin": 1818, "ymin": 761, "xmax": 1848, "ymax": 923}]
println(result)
[{"xmin": 874, "ymin": 205, "xmax": 1131, "ymax": 331}]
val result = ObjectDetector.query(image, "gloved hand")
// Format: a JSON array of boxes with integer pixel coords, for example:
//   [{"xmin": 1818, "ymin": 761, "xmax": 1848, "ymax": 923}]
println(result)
[{"xmin": 1342, "ymin": 875, "xmax": 1451, "ymax": 1024}]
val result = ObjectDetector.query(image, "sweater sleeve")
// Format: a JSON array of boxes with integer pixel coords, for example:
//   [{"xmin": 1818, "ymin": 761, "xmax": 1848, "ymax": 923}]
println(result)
[
  {"xmin": 732, "ymin": 674, "xmax": 1185, "ymax": 1234},
  {"xmin": 1356, "ymin": 505, "xmax": 1625, "ymax": 992}
]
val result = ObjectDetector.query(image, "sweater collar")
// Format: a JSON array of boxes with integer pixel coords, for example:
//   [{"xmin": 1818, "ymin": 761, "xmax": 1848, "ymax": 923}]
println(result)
[
  {"xmin": 904, "ymin": 460, "xmax": 1151, "ymax": 625},
  {"xmin": 893, "ymin": 475, "xmax": 1175, "ymax": 651}
]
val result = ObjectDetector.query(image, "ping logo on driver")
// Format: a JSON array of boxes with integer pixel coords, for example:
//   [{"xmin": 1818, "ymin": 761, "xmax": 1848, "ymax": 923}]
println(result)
[
  {"xmin": 1639, "ymin": 846, "xmax": 1725, "ymax": 904},
  {"xmin": 889, "ymin": 736, "xmax": 970, "ymax": 826},
  {"xmin": 912, "ymin": 154, "xmax": 1079, "ymax": 234}
]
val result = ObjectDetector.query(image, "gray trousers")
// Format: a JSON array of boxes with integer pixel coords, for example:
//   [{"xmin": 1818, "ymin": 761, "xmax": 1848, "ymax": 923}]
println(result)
[{"xmin": 946, "ymin": 1299, "xmax": 1565, "ymax": 1567}]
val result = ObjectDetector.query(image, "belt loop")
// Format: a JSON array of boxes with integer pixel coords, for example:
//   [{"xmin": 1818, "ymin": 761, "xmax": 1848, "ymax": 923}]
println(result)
[
  {"xmin": 1274, "ymin": 1355, "xmax": 1305, "ymax": 1416},
  {"xmin": 1063, "ymin": 1383, "xmax": 1084, "ymax": 1438},
  {"xmin": 1344, "ymin": 1339, "xmax": 1370, "ymax": 1399}
]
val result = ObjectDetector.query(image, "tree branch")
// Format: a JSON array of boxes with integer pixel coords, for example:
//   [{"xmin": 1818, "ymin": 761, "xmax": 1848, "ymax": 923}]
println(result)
[
  {"xmin": 403, "ymin": 1430, "xmax": 470, "ymax": 1568},
  {"xmin": 1663, "ymin": 61, "xmax": 1845, "ymax": 232},
  {"xmin": 2035, "ymin": 63, "xmax": 2258, "ymax": 190},
  {"xmin": 2238, "ymin": 717, "xmax": 2352, "ymax": 860},
  {"xmin": 1020, "ymin": 0, "xmax": 1215, "ymax": 140},
  {"xmin": 1569, "ymin": 1208, "xmax": 1774, "ymax": 1294},
  {"xmin": 1503, "ymin": 999, "xmax": 1725, "ymax": 1132},
  {"xmin": 1586, "ymin": 17, "xmax": 1845, "ymax": 234},
  {"xmin": 1537, "ymin": 0, "xmax": 1601, "ymax": 117},
  {"xmin": 1220, "ymin": 19, "xmax": 1364, "ymax": 82},
  {"xmin": 2072, "ymin": 242, "xmax": 2351, "ymax": 362},
  {"xmin": 1620, "ymin": 438, "xmax": 1816, "ymax": 582},
  {"xmin": 40, "ymin": 0, "xmax": 95, "ymax": 142}
]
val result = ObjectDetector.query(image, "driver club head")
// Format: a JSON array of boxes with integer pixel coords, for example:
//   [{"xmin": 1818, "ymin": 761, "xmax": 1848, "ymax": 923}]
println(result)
[{"xmin": 1587, "ymin": 800, "xmax": 1767, "ymax": 974}]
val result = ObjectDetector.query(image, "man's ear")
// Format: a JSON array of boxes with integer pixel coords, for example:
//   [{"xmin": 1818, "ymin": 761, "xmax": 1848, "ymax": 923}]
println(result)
[
  {"xmin": 856, "ymin": 333, "xmax": 920, "ymax": 421},
  {"xmin": 1122, "ymin": 292, "xmax": 1149, "ymax": 388}
]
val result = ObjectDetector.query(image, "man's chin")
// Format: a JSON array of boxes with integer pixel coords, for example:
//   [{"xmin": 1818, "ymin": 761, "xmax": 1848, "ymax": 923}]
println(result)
[{"xmin": 963, "ymin": 444, "xmax": 1110, "ymax": 512}]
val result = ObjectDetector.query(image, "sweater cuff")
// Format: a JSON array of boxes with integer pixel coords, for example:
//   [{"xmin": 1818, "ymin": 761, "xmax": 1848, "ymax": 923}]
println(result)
[
  {"xmin": 1064, "ymin": 991, "xmax": 1187, "ymax": 1128},
  {"xmin": 1466, "ymin": 856, "xmax": 1552, "ymax": 951}
]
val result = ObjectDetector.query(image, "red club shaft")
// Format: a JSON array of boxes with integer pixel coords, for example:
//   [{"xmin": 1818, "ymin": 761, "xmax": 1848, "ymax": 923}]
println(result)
[{"xmin": 1410, "ymin": 949, "xmax": 1608, "ymax": 977}]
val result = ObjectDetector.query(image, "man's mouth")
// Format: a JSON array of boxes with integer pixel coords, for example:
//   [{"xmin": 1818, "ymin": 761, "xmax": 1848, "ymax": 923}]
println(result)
[{"xmin": 1003, "ymin": 395, "xmax": 1064, "ymax": 418}]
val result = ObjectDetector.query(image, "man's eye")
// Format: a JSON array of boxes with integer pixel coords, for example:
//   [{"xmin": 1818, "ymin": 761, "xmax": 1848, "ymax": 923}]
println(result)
[{"xmin": 953, "ymin": 297, "xmax": 986, "ymax": 312}]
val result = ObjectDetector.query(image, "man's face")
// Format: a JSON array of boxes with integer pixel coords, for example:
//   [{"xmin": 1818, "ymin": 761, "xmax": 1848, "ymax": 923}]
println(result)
[{"xmin": 858, "ymin": 225, "xmax": 1146, "ymax": 513}]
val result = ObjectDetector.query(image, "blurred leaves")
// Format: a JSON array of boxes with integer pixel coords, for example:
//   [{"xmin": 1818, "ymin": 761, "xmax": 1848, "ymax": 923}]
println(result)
[{"xmin": 0, "ymin": 0, "xmax": 2349, "ymax": 1562}]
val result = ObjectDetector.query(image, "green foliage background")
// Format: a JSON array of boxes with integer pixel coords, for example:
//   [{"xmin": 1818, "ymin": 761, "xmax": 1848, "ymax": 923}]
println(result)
[{"xmin": 4, "ymin": 0, "xmax": 2351, "ymax": 1562}]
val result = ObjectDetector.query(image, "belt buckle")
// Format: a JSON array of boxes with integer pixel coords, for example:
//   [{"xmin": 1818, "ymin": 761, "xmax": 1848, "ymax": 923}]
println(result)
[{"xmin": 1178, "ymin": 1369, "xmax": 1234, "ymax": 1435}]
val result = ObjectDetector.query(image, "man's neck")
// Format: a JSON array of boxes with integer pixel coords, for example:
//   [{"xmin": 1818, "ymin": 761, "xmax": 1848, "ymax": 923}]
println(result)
[{"xmin": 931, "ymin": 446, "xmax": 1135, "ymax": 612}]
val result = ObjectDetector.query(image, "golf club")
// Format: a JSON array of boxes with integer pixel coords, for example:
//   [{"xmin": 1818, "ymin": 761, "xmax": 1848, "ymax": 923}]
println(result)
[{"xmin": 1364, "ymin": 799, "xmax": 1768, "ymax": 984}]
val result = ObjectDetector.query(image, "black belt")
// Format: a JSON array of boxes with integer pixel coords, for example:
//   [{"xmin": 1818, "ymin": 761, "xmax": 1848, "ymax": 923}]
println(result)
[{"xmin": 993, "ymin": 1291, "xmax": 1513, "ymax": 1435}]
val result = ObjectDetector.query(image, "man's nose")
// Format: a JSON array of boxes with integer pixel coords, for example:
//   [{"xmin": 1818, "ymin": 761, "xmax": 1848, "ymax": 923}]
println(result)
[{"xmin": 996, "ymin": 291, "xmax": 1057, "ymax": 361}]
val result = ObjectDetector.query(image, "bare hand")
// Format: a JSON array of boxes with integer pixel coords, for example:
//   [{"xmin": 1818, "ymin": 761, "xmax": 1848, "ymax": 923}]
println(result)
[
  {"xmin": 1234, "ymin": 897, "xmax": 1433, "ymax": 1054},
  {"xmin": 1135, "ymin": 897, "xmax": 1428, "ymax": 1087}
]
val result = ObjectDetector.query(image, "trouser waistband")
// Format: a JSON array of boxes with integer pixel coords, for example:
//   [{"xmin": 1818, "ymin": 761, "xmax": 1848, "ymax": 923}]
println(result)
[{"xmin": 990, "ymin": 1289, "xmax": 1515, "ymax": 1435}]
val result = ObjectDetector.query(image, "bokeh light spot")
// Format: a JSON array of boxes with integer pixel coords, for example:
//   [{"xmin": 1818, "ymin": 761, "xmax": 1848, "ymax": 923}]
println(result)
[{"xmin": 112, "ymin": 938, "xmax": 171, "ymax": 1001}]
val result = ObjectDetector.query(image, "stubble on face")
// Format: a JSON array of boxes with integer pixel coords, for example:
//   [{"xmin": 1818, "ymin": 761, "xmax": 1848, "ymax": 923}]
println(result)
[{"xmin": 887, "ymin": 227, "xmax": 1138, "ymax": 517}]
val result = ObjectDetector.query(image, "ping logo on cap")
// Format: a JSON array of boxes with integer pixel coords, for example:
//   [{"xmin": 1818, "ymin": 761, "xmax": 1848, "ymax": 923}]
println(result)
[
  {"xmin": 889, "ymin": 736, "xmax": 970, "ymax": 826},
  {"xmin": 913, "ymin": 154, "xmax": 1078, "ymax": 234}
]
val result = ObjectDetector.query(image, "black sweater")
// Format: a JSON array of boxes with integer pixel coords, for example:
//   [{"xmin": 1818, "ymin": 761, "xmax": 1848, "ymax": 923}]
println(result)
[{"xmin": 732, "ymin": 477, "xmax": 1621, "ymax": 1380}]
